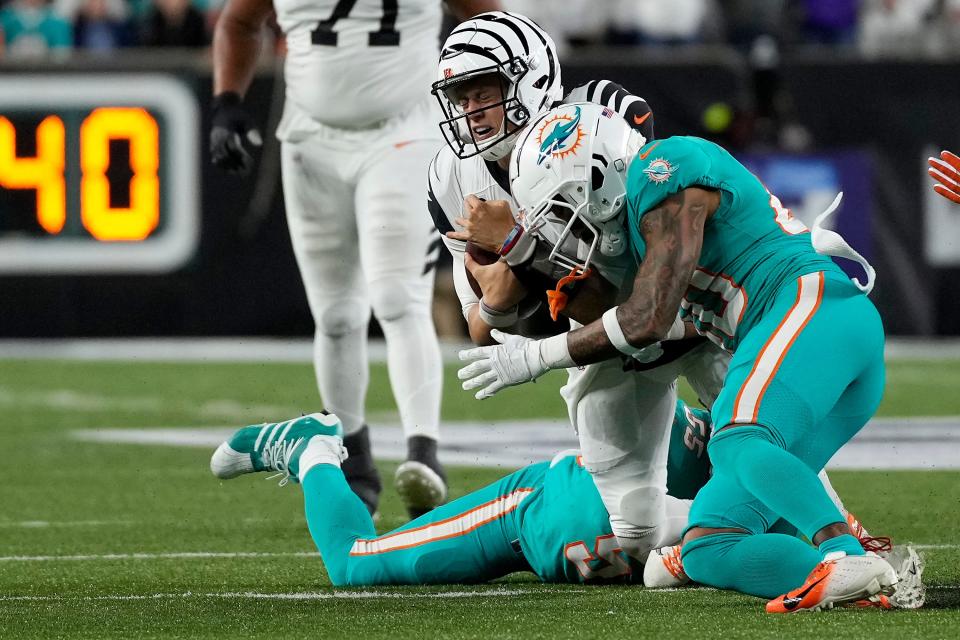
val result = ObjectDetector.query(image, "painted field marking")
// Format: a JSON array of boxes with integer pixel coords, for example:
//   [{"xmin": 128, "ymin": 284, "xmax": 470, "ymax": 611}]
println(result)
[
  {"xmin": 0, "ymin": 587, "xmax": 577, "ymax": 602},
  {"xmin": 2, "ymin": 544, "xmax": 956, "ymax": 563},
  {"xmin": 73, "ymin": 416, "xmax": 960, "ymax": 470}
]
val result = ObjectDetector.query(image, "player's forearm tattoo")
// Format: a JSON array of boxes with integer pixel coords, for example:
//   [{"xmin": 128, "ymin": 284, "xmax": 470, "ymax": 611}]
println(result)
[{"xmin": 565, "ymin": 189, "xmax": 709, "ymax": 365}]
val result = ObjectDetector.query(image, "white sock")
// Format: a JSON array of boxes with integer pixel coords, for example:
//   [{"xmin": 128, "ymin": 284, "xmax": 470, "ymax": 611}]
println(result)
[
  {"xmin": 379, "ymin": 310, "xmax": 442, "ymax": 441},
  {"xmin": 314, "ymin": 325, "xmax": 368, "ymax": 436}
]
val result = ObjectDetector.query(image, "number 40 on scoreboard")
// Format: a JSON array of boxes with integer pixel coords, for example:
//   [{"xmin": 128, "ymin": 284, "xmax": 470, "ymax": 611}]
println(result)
[{"xmin": 0, "ymin": 75, "xmax": 199, "ymax": 274}]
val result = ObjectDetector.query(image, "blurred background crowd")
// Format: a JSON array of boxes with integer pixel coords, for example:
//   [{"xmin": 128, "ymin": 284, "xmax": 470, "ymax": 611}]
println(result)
[{"xmin": 1, "ymin": 0, "xmax": 959, "ymax": 59}]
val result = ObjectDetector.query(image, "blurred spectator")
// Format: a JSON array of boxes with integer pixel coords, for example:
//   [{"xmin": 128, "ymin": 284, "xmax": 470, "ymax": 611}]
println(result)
[
  {"xmin": 140, "ymin": 0, "xmax": 207, "ymax": 47},
  {"xmin": 0, "ymin": 0, "xmax": 71, "ymax": 58},
  {"xmin": 859, "ymin": 0, "xmax": 938, "ymax": 56},
  {"xmin": 721, "ymin": 0, "xmax": 789, "ymax": 48},
  {"xmin": 504, "ymin": 0, "xmax": 608, "ymax": 52},
  {"xmin": 800, "ymin": 0, "xmax": 859, "ymax": 44},
  {"xmin": 70, "ymin": 0, "xmax": 134, "ymax": 52},
  {"xmin": 611, "ymin": 0, "xmax": 712, "ymax": 45}
]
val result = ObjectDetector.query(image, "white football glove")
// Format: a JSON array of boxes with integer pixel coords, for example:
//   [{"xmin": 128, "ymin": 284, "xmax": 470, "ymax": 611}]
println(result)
[{"xmin": 457, "ymin": 329, "xmax": 549, "ymax": 399}]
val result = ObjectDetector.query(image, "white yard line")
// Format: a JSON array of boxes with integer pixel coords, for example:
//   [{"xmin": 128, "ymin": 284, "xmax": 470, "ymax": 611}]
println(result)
[
  {"xmin": 2, "ymin": 544, "xmax": 956, "ymax": 564},
  {"xmin": 0, "ymin": 587, "xmax": 564, "ymax": 602},
  {"xmin": 73, "ymin": 417, "xmax": 960, "ymax": 470},
  {"xmin": 0, "ymin": 551, "xmax": 319, "ymax": 562},
  {"xmin": 3, "ymin": 337, "xmax": 960, "ymax": 363}
]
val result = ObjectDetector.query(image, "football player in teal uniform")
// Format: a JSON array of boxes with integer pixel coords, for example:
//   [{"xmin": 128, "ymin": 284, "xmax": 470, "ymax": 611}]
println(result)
[
  {"xmin": 210, "ymin": 404, "xmax": 710, "ymax": 585},
  {"xmin": 458, "ymin": 103, "xmax": 924, "ymax": 611}
]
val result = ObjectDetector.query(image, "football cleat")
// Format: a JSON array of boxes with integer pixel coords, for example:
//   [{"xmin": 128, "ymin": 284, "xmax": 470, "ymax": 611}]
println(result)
[
  {"xmin": 766, "ymin": 551, "xmax": 898, "ymax": 613},
  {"xmin": 395, "ymin": 435, "xmax": 448, "ymax": 519},
  {"xmin": 846, "ymin": 512, "xmax": 893, "ymax": 554},
  {"xmin": 885, "ymin": 544, "xmax": 926, "ymax": 609},
  {"xmin": 643, "ymin": 545, "xmax": 690, "ymax": 588},
  {"xmin": 210, "ymin": 413, "xmax": 347, "ymax": 485}
]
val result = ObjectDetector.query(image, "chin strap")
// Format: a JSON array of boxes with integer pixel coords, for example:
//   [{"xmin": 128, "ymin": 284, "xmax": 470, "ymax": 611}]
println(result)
[
  {"xmin": 810, "ymin": 192, "xmax": 876, "ymax": 294},
  {"xmin": 546, "ymin": 267, "xmax": 593, "ymax": 321}
]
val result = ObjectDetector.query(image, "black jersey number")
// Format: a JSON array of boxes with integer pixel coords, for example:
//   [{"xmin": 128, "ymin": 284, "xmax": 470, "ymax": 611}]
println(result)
[{"xmin": 311, "ymin": 0, "xmax": 400, "ymax": 47}]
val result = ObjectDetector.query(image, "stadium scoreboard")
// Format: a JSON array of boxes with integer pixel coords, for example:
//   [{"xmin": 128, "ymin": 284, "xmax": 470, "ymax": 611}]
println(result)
[{"xmin": 0, "ymin": 75, "xmax": 199, "ymax": 274}]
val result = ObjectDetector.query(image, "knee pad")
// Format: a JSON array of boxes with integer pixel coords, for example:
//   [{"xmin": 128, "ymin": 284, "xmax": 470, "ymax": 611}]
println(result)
[
  {"xmin": 316, "ymin": 297, "xmax": 369, "ymax": 337},
  {"xmin": 369, "ymin": 280, "xmax": 411, "ymax": 323}
]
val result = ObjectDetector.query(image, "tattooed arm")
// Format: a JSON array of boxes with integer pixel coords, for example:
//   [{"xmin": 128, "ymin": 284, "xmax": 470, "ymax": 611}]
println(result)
[{"xmin": 565, "ymin": 187, "xmax": 717, "ymax": 364}]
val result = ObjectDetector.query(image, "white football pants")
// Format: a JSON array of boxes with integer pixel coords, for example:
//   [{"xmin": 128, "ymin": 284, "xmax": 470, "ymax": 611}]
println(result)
[
  {"xmin": 279, "ymin": 99, "xmax": 444, "ymax": 441},
  {"xmin": 562, "ymin": 340, "xmax": 731, "ymax": 561}
]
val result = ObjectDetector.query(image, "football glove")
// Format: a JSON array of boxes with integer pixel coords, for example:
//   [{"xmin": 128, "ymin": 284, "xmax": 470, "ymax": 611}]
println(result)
[
  {"xmin": 928, "ymin": 150, "xmax": 960, "ymax": 205},
  {"xmin": 210, "ymin": 91, "xmax": 262, "ymax": 175},
  {"xmin": 458, "ymin": 330, "xmax": 549, "ymax": 399}
]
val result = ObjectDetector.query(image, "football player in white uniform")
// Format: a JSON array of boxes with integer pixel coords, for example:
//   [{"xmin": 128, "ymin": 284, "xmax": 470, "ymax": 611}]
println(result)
[
  {"xmin": 210, "ymin": 0, "xmax": 502, "ymax": 518},
  {"xmin": 425, "ymin": 12, "xmax": 732, "ymax": 570}
]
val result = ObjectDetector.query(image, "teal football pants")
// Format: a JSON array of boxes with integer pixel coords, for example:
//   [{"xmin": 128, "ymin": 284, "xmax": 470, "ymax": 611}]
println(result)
[
  {"xmin": 301, "ymin": 462, "xmax": 541, "ymax": 585},
  {"xmin": 683, "ymin": 271, "xmax": 885, "ymax": 596}
]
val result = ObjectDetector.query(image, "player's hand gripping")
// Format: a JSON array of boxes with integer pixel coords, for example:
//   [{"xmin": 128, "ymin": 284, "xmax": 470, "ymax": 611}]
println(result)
[
  {"xmin": 458, "ymin": 330, "xmax": 549, "ymax": 399},
  {"xmin": 928, "ymin": 150, "xmax": 960, "ymax": 205},
  {"xmin": 464, "ymin": 252, "xmax": 528, "ymax": 310},
  {"xmin": 447, "ymin": 196, "xmax": 517, "ymax": 252},
  {"xmin": 210, "ymin": 92, "xmax": 263, "ymax": 175}
]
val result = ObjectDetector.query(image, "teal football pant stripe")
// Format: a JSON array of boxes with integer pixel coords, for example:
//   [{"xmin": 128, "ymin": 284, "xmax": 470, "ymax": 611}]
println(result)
[
  {"xmin": 301, "ymin": 463, "xmax": 543, "ymax": 585},
  {"xmin": 688, "ymin": 271, "xmax": 884, "ymax": 561}
]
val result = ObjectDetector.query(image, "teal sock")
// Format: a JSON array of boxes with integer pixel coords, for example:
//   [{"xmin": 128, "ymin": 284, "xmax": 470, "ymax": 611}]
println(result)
[
  {"xmin": 818, "ymin": 534, "xmax": 865, "ymax": 558},
  {"xmin": 709, "ymin": 426, "xmax": 849, "ymax": 544},
  {"xmin": 301, "ymin": 464, "xmax": 377, "ymax": 586},
  {"xmin": 682, "ymin": 532, "xmax": 821, "ymax": 598}
]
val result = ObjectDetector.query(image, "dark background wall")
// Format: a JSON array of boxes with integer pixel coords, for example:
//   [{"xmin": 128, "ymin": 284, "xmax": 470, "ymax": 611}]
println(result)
[{"xmin": 0, "ymin": 51, "xmax": 958, "ymax": 338}]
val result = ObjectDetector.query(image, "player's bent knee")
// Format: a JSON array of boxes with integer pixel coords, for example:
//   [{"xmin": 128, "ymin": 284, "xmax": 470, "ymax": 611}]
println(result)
[
  {"xmin": 316, "ymin": 298, "xmax": 369, "ymax": 337},
  {"xmin": 369, "ymin": 281, "xmax": 412, "ymax": 324}
]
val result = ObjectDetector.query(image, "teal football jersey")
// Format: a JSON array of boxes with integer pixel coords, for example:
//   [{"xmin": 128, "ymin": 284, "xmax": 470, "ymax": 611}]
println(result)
[
  {"xmin": 518, "ymin": 454, "xmax": 634, "ymax": 584},
  {"xmin": 517, "ymin": 401, "xmax": 712, "ymax": 584},
  {"xmin": 625, "ymin": 136, "xmax": 844, "ymax": 351}
]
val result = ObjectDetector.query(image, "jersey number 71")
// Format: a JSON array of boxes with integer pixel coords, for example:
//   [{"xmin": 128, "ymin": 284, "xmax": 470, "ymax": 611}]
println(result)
[{"xmin": 312, "ymin": 0, "xmax": 401, "ymax": 47}]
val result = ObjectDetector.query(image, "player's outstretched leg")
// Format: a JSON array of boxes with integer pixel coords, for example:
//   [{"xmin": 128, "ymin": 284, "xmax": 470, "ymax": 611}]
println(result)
[{"xmin": 210, "ymin": 412, "xmax": 347, "ymax": 484}]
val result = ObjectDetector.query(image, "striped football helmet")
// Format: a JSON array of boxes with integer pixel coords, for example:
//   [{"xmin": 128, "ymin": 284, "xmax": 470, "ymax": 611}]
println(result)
[{"xmin": 432, "ymin": 11, "xmax": 562, "ymax": 161}]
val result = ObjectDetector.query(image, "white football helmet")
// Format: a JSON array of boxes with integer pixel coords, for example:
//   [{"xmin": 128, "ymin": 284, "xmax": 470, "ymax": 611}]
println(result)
[
  {"xmin": 510, "ymin": 102, "xmax": 647, "ymax": 276},
  {"xmin": 432, "ymin": 11, "xmax": 562, "ymax": 161}
]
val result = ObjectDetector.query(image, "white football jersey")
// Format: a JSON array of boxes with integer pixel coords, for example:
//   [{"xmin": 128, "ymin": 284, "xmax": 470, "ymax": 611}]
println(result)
[
  {"xmin": 276, "ymin": 0, "xmax": 441, "ymax": 128},
  {"xmin": 428, "ymin": 80, "xmax": 654, "ymax": 313}
]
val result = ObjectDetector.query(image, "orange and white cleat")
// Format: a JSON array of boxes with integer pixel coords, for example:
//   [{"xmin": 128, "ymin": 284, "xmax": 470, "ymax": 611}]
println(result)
[
  {"xmin": 766, "ymin": 551, "xmax": 898, "ymax": 613},
  {"xmin": 846, "ymin": 512, "xmax": 893, "ymax": 554},
  {"xmin": 643, "ymin": 545, "xmax": 690, "ymax": 588}
]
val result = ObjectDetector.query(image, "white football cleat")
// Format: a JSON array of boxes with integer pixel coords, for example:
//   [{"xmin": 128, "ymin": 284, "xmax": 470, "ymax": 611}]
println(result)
[
  {"xmin": 885, "ymin": 545, "xmax": 926, "ymax": 609},
  {"xmin": 766, "ymin": 551, "xmax": 898, "ymax": 613},
  {"xmin": 394, "ymin": 461, "xmax": 448, "ymax": 519},
  {"xmin": 643, "ymin": 545, "xmax": 690, "ymax": 588}
]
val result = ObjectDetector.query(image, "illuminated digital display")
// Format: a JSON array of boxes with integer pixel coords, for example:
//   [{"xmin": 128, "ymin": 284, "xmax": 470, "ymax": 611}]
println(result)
[{"xmin": 0, "ymin": 75, "xmax": 199, "ymax": 274}]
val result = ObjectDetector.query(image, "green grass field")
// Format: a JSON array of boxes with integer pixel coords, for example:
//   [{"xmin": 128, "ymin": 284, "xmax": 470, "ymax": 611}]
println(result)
[{"xmin": 1, "ymin": 358, "xmax": 959, "ymax": 639}]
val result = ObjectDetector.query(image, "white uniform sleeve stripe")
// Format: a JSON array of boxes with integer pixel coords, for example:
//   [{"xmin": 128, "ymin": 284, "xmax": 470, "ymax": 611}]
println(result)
[
  {"xmin": 348, "ymin": 488, "xmax": 534, "ymax": 556},
  {"xmin": 733, "ymin": 273, "xmax": 824, "ymax": 423}
]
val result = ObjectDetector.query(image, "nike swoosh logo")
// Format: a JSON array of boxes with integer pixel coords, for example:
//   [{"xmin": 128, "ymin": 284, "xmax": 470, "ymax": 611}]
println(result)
[
  {"xmin": 633, "ymin": 112, "xmax": 652, "ymax": 126},
  {"xmin": 638, "ymin": 141, "xmax": 661, "ymax": 160},
  {"xmin": 782, "ymin": 574, "xmax": 829, "ymax": 611}
]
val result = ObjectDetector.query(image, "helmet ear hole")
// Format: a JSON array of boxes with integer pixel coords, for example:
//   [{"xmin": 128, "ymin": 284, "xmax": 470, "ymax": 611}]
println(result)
[{"xmin": 532, "ymin": 75, "xmax": 548, "ymax": 89}]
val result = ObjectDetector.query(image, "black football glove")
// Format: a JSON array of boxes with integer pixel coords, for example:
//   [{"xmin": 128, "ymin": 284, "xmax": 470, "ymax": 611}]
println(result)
[{"xmin": 210, "ymin": 91, "xmax": 262, "ymax": 175}]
